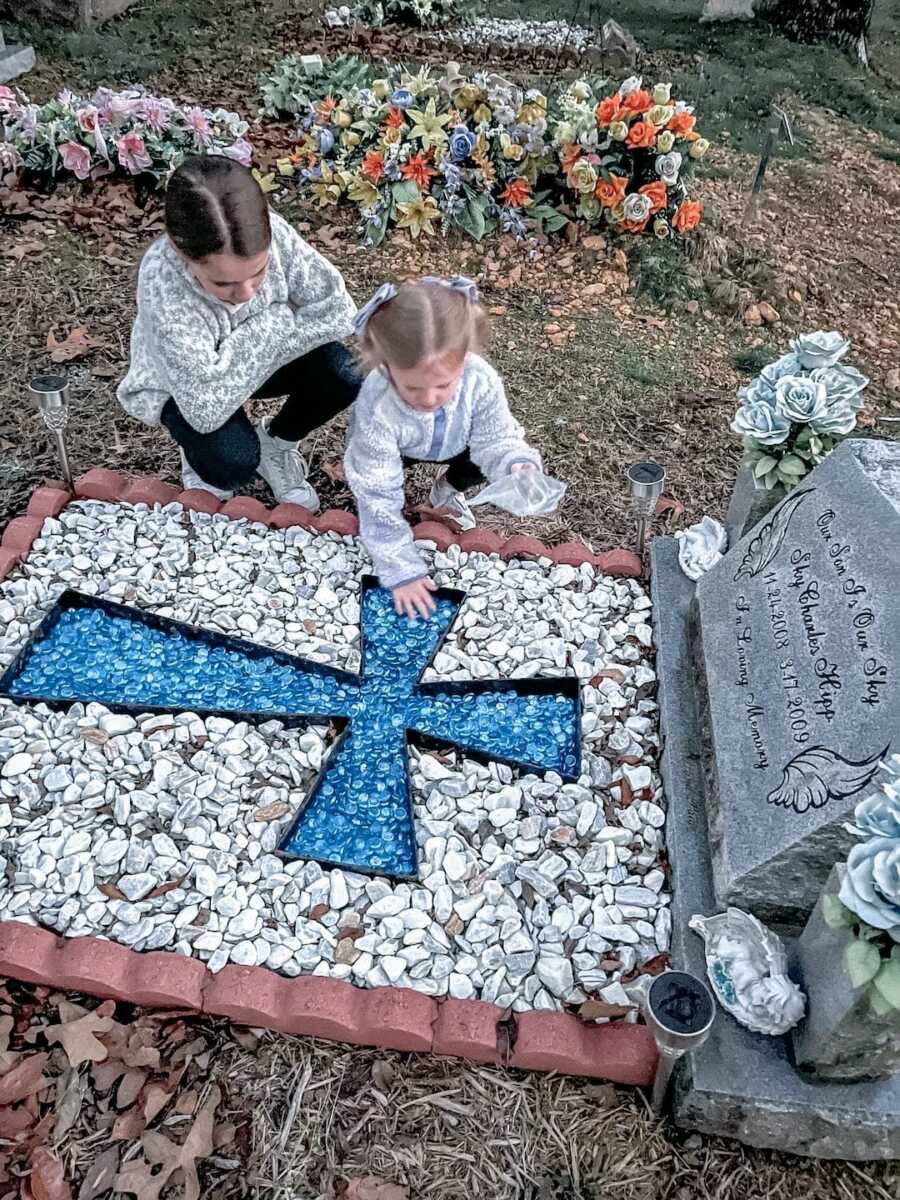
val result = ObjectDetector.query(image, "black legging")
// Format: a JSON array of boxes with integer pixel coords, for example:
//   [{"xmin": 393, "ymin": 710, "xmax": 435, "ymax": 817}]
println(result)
[{"xmin": 161, "ymin": 341, "xmax": 361, "ymax": 491}]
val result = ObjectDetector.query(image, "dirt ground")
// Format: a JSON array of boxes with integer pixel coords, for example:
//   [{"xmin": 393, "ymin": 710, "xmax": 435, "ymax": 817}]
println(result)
[{"xmin": 1, "ymin": 2, "xmax": 900, "ymax": 1198}]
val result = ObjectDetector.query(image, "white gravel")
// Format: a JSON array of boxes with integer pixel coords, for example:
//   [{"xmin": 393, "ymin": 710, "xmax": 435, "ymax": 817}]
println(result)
[{"xmin": 0, "ymin": 500, "xmax": 668, "ymax": 1015}]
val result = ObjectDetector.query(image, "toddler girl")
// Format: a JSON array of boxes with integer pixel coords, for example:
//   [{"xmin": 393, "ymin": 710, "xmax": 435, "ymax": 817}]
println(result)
[
  {"xmin": 118, "ymin": 155, "xmax": 360, "ymax": 507},
  {"xmin": 345, "ymin": 277, "xmax": 541, "ymax": 620}
]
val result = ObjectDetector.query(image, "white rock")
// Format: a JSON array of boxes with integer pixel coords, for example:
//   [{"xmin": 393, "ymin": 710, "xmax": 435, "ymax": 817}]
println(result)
[{"xmin": 2, "ymin": 753, "xmax": 33, "ymax": 778}]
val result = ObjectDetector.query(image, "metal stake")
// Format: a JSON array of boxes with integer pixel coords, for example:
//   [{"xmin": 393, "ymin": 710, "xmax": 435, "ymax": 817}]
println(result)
[
  {"xmin": 29, "ymin": 373, "xmax": 73, "ymax": 490},
  {"xmin": 627, "ymin": 462, "xmax": 666, "ymax": 558},
  {"xmin": 643, "ymin": 970, "xmax": 715, "ymax": 1116},
  {"xmin": 744, "ymin": 104, "xmax": 794, "ymax": 226}
]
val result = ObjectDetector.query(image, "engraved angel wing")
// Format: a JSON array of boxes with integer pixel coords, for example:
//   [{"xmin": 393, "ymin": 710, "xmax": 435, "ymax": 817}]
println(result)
[
  {"xmin": 767, "ymin": 744, "xmax": 889, "ymax": 814},
  {"xmin": 732, "ymin": 488, "xmax": 814, "ymax": 582}
]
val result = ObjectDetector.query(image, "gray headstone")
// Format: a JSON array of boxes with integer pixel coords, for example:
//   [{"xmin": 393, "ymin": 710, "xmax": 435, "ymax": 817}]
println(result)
[
  {"xmin": 724, "ymin": 466, "xmax": 784, "ymax": 546},
  {"xmin": 651, "ymin": 537, "xmax": 900, "ymax": 1160},
  {"xmin": 793, "ymin": 865, "xmax": 900, "ymax": 1082},
  {"xmin": 701, "ymin": 0, "xmax": 756, "ymax": 20},
  {"xmin": 600, "ymin": 20, "xmax": 639, "ymax": 67},
  {"xmin": 0, "ymin": 28, "xmax": 35, "ymax": 84},
  {"xmin": 694, "ymin": 439, "xmax": 900, "ymax": 923}
]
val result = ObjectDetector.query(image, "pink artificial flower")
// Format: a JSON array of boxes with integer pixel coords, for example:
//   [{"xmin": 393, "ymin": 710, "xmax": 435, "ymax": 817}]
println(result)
[
  {"xmin": 185, "ymin": 106, "xmax": 212, "ymax": 147},
  {"xmin": 117, "ymin": 130, "xmax": 153, "ymax": 175},
  {"xmin": 140, "ymin": 96, "xmax": 171, "ymax": 133},
  {"xmin": 106, "ymin": 92, "xmax": 143, "ymax": 127},
  {"xmin": 221, "ymin": 137, "xmax": 252, "ymax": 167},
  {"xmin": 59, "ymin": 141, "xmax": 93, "ymax": 181},
  {"xmin": 0, "ymin": 85, "xmax": 18, "ymax": 115},
  {"xmin": 76, "ymin": 105, "xmax": 110, "ymax": 162}
]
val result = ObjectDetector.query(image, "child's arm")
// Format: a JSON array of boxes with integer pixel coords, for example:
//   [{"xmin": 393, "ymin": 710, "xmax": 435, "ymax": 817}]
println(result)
[
  {"xmin": 143, "ymin": 264, "xmax": 297, "ymax": 435},
  {"xmin": 344, "ymin": 402, "xmax": 434, "ymax": 615},
  {"xmin": 466, "ymin": 359, "xmax": 543, "ymax": 480},
  {"xmin": 276, "ymin": 214, "xmax": 357, "ymax": 355}
]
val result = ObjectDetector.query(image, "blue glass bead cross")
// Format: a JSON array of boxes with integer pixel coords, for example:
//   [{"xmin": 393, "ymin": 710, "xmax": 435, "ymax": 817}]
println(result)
[{"xmin": 0, "ymin": 580, "xmax": 580, "ymax": 879}]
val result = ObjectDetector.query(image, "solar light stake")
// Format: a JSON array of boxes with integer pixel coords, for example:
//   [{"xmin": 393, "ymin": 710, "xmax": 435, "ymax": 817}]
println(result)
[
  {"xmin": 29, "ymin": 373, "xmax": 73, "ymax": 490},
  {"xmin": 627, "ymin": 461, "xmax": 666, "ymax": 558},
  {"xmin": 644, "ymin": 971, "xmax": 715, "ymax": 1115}
]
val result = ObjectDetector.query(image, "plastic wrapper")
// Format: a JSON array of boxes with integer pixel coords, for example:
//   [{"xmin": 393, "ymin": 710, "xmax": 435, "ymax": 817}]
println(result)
[{"xmin": 469, "ymin": 468, "xmax": 567, "ymax": 517}]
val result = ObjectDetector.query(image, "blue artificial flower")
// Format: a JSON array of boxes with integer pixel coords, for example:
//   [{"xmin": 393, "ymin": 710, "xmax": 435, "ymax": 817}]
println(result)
[
  {"xmin": 730, "ymin": 400, "xmax": 791, "ymax": 446},
  {"xmin": 810, "ymin": 364, "xmax": 870, "ymax": 412},
  {"xmin": 440, "ymin": 192, "xmax": 465, "ymax": 218},
  {"xmin": 448, "ymin": 124, "xmax": 476, "ymax": 163},
  {"xmin": 499, "ymin": 208, "xmax": 527, "ymax": 239},
  {"xmin": 440, "ymin": 160, "xmax": 462, "ymax": 191},
  {"xmin": 759, "ymin": 351, "xmax": 802, "ymax": 389},
  {"xmin": 318, "ymin": 127, "xmax": 335, "ymax": 155},
  {"xmin": 774, "ymin": 376, "xmax": 828, "ymax": 425},
  {"xmin": 839, "ymin": 838, "xmax": 900, "ymax": 935},
  {"xmin": 790, "ymin": 330, "xmax": 850, "ymax": 371},
  {"xmin": 390, "ymin": 88, "xmax": 414, "ymax": 110}
]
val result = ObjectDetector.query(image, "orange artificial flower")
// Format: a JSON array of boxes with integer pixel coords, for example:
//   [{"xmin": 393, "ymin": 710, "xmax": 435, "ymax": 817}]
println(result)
[
  {"xmin": 362, "ymin": 150, "xmax": 385, "ymax": 184},
  {"xmin": 401, "ymin": 151, "xmax": 437, "ymax": 192},
  {"xmin": 500, "ymin": 177, "xmax": 531, "ymax": 208},
  {"xmin": 672, "ymin": 200, "xmax": 703, "ymax": 233},
  {"xmin": 620, "ymin": 217, "xmax": 650, "ymax": 234},
  {"xmin": 668, "ymin": 112, "xmax": 699, "ymax": 140},
  {"xmin": 595, "ymin": 95, "xmax": 622, "ymax": 127},
  {"xmin": 620, "ymin": 89, "xmax": 652, "ymax": 116},
  {"xmin": 638, "ymin": 181, "xmax": 668, "ymax": 214},
  {"xmin": 385, "ymin": 106, "xmax": 406, "ymax": 128},
  {"xmin": 317, "ymin": 95, "xmax": 338, "ymax": 121},
  {"xmin": 626, "ymin": 121, "xmax": 658, "ymax": 149},
  {"xmin": 595, "ymin": 172, "xmax": 629, "ymax": 208},
  {"xmin": 560, "ymin": 143, "xmax": 582, "ymax": 178}
]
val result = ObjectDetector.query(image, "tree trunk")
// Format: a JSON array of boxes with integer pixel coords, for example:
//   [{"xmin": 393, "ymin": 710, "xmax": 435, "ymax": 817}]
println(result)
[{"xmin": 760, "ymin": 0, "xmax": 875, "ymax": 63}]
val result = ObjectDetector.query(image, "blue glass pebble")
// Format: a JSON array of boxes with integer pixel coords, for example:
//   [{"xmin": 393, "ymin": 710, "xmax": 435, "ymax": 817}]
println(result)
[{"xmin": 4, "ymin": 585, "xmax": 580, "ymax": 878}]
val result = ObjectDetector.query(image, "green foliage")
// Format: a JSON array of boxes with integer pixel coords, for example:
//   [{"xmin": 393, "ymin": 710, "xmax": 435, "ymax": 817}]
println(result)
[
  {"xmin": 733, "ymin": 345, "xmax": 778, "ymax": 375},
  {"xmin": 822, "ymin": 893, "xmax": 855, "ymax": 930},
  {"xmin": 628, "ymin": 237, "xmax": 704, "ymax": 309},
  {"xmin": 259, "ymin": 56, "xmax": 373, "ymax": 119},
  {"xmin": 844, "ymin": 938, "xmax": 881, "ymax": 988}
]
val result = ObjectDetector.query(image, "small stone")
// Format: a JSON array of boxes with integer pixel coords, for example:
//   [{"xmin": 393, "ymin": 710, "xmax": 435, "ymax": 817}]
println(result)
[
  {"xmin": 449, "ymin": 973, "xmax": 476, "ymax": 1000},
  {"xmin": 99, "ymin": 714, "xmax": 137, "ymax": 736},
  {"xmin": 367, "ymin": 895, "xmax": 406, "ymax": 919},
  {"xmin": 193, "ymin": 864, "xmax": 219, "ymax": 898},
  {"xmin": 1, "ymin": 753, "xmax": 33, "ymax": 778},
  {"xmin": 117, "ymin": 873, "xmax": 157, "ymax": 901},
  {"xmin": 443, "ymin": 851, "xmax": 468, "ymax": 882}
]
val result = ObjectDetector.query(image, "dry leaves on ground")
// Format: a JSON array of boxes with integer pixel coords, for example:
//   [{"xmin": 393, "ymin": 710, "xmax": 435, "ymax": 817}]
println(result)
[{"xmin": 46, "ymin": 328, "xmax": 105, "ymax": 364}]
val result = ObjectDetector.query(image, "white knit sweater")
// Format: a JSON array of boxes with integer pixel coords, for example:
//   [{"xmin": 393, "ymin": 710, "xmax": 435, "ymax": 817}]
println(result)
[
  {"xmin": 117, "ymin": 211, "xmax": 356, "ymax": 433},
  {"xmin": 344, "ymin": 355, "xmax": 541, "ymax": 588}
]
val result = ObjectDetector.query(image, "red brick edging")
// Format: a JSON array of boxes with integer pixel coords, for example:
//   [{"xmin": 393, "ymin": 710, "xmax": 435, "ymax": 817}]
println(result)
[{"xmin": 0, "ymin": 473, "xmax": 655, "ymax": 1085}]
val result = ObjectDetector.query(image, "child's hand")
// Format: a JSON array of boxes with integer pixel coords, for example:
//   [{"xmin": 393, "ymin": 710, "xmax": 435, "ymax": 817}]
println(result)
[{"xmin": 393, "ymin": 577, "xmax": 437, "ymax": 621}]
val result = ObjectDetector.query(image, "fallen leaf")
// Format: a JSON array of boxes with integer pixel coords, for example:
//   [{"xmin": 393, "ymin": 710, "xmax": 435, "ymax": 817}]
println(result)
[
  {"xmin": 315, "ymin": 225, "xmax": 342, "ymax": 250},
  {"xmin": 90, "ymin": 363, "xmax": 120, "ymax": 379},
  {"xmin": 0, "ymin": 1053, "xmax": 50, "ymax": 1105},
  {"xmin": 582, "ymin": 1082, "xmax": 619, "ymax": 1106},
  {"xmin": 116, "ymin": 1069, "xmax": 147, "ymax": 1110},
  {"xmin": 46, "ymin": 327, "xmax": 104, "ymax": 363},
  {"xmin": 44, "ymin": 1001, "xmax": 115, "ymax": 1068},
  {"xmin": 582, "ymin": 234, "xmax": 606, "ymax": 251},
  {"xmin": 321, "ymin": 458, "xmax": 346, "ymax": 483},
  {"xmin": 76, "ymin": 1147, "xmax": 120, "ymax": 1200},
  {"xmin": 578, "ymin": 999, "xmax": 632, "ymax": 1021},
  {"xmin": 27, "ymin": 1148, "xmax": 71, "ymax": 1200},
  {"xmin": 590, "ymin": 668, "xmax": 625, "ymax": 685},
  {"xmin": 53, "ymin": 1069, "xmax": 86, "ymax": 1141},
  {"xmin": 639, "ymin": 953, "xmax": 670, "ymax": 976},
  {"xmin": 3, "ymin": 238, "xmax": 45, "ymax": 263},
  {"xmin": 98, "ymin": 882, "xmax": 127, "ymax": 901},
  {"xmin": 253, "ymin": 802, "xmax": 291, "ymax": 822},
  {"xmin": 344, "ymin": 1178, "xmax": 410, "ymax": 1200},
  {"xmin": 371, "ymin": 1059, "xmax": 395, "ymax": 1092},
  {"xmin": 656, "ymin": 495, "xmax": 685, "ymax": 520},
  {"xmin": 145, "ymin": 877, "xmax": 186, "ymax": 899},
  {"xmin": 0, "ymin": 1014, "xmax": 15, "ymax": 1072},
  {"xmin": 112, "ymin": 1107, "xmax": 147, "ymax": 1140},
  {"xmin": 213, "ymin": 1122, "xmax": 236, "ymax": 1148},
  {"xmin": 142, "ymin": 1083, "xmax": 174, "ymax": 1124},
  {"xmin": 114, "ymin": 1085, "xmax": 220, "ymax": 1200}
]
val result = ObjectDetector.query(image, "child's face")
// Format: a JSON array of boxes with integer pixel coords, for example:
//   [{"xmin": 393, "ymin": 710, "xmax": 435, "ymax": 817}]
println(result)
[
  {"xmin": 388, "ymin": 351, "xmax": 465, "ymax": 413},
  {"xmin": 185, "ymin": 248, "xmax": 270, "ymax": 306}
]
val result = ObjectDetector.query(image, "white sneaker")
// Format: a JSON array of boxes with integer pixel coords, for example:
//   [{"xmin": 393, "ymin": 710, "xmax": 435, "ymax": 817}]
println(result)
[
  {"xmin": 430, "ymin": 471, "xmax": 476, "ymax": 530},
  {"xmin": 179, "ymin": 449, "xmax": 234, "ymax": 501},
  {"xmin": 255, "ymin": 421, "xmax": 321, "ymax": 511}
]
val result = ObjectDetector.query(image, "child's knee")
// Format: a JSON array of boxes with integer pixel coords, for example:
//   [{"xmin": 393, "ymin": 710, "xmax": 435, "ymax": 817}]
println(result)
[{"xmin": 195, "ymin": 436, "xmax": 260, "ymax": 489}]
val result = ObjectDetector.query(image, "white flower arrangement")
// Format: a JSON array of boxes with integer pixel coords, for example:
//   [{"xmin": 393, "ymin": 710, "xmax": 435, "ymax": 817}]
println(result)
[{"xmin": 730, "ymin": 331, "xmax": 869, "ymax": 491}]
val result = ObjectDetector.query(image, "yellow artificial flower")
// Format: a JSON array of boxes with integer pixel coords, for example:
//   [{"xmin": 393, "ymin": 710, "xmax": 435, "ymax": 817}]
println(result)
[
  {"xmin": 347, "ymin": 174, "xmax": 380, "ymax": 207},
  {"xmin": 652, "ymin": 83, "xmax": 672, "ymax": 105},
  {"xmin": 373, "ymin": 79, "xmax": 391, "ymax": 100},
  {"xmin": 647, "ymin": 104, "xmax": 674, "ymax": 128},
  {"xmin": 401, "ymin": 66, "xmax": 437, "ymax": 99},
  {"xmin": 656, "ymin": 130, "xmax": 676, "ymax": 153},
  {"xmin": 518, "ymin": 96, "xmax": 548, "ymax": 125},
  {"xmin": 407, "ymin": 98, "xmax": 451, "ymax": 150},
  {"xmin": 690, "ymin": 137, "xmax": 710, "ymax": 159},
  {"xmin": 309, "ymin": 162, "xmax": 347, "ymax": 207},
  {"xmin": 473, "ymin": 103, "xmax": 493, "ymax": 125},
  {"xmin": 276, "ymin": 157, "xmax": 296, "ymax": 177},
  {"xmin": 570, "ymin": 159, "xmax": 598, "ymax": 194},
  {"xmin": 609, "ymin": 201, "xmax": 626, "ymax": 224},
  {"xmin": 396, "ymin": 196, "xmax": 440, "ymax": 238},
  {"xmin": 654, "ymin": 218, "xmax": 670, "ymax": 238},
  {"xmin": 500, "ymin": 133, "xmax": 525, "ymax": 162},
  {"xmin": 452, "ymin": 83, "xmax": 484, "ymax": 111},
  {"xmin": 609, "ymin": 121, "xmax": 629, "ymax": 141},
  {"xmin": 570, "ymin": 81, "xmax": 592, "ymax": 102},
  {"xmin": 341, "ymin": 130, "xmax": 361, "ymax": 149},
  {"xmin": 383, "ymin": 126, "xmax": 403, "ymax": 146},
  {"xmin": 252, "ymin": 169, "xmax": 278, "ymax": 194},
  {"xmin": 333, "ymin": 110, "xmax": 352, "ymax": 129}
]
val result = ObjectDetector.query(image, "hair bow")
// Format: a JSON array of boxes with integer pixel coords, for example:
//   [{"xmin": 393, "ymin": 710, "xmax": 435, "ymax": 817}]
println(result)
[
  {"xmin": 422, "ymin": 275, "xmax": 480, "ymax": 304},
  {"xmin": 352, "ymin": 282, "xmax": 398, "ymax": 337}
]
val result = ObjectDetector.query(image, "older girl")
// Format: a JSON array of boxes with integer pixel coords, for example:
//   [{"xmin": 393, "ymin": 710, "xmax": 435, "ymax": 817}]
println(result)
[{"xmin": 118, "ymin": 155, "xmax": 359, "ymax": 507}]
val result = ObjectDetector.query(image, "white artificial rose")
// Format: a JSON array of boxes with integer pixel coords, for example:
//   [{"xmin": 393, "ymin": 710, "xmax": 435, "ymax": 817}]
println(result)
[
  {"xmin": 790, "ymin": 330, "xmax": 850, "ymax": 370},
  {"xmin": 618, "ymin": 75, "xmax": 643, "ymax": 98},
  {"xmin": 655, "ymin": 151, "xmax": 682, "ymax": 185},
  {"xmin": 774, "ymin": 376, "xmax": 828, "ymax": 424},
  {"xmin": 623, "ymin": 192, "xmax": 652, "ymax": 222}
]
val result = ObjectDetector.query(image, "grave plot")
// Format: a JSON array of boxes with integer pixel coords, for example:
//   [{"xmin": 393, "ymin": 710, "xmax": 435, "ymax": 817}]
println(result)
[{"xmin": 0, "ymin": 499, "xmax": 666, "ymax": 1016}]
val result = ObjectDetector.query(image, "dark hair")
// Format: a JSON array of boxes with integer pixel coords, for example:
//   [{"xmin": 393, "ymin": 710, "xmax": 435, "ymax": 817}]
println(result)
[{"xmin": 164, "ymin": 155, "xmax": 271, "ymax": 261}]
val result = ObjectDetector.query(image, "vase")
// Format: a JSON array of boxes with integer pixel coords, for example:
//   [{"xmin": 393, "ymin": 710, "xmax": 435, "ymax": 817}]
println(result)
[
  {"xmin": 792, "ymin": 865, "xmax": 900, "ymax": 1082},
  {"xmin": 724, "ymin": 466, "xmax": 786, "ymax": 548}
]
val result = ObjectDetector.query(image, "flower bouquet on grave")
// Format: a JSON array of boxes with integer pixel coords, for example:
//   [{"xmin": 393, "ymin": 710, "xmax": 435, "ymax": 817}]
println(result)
[
  {"xmin": 819, "ymin": 757, "xmax": 900, "ymax": 1018},
  {"xmin": 730, "ymin": 331, "xmax": 869, "ymax": 491},
  {"xmin": 0, "ymin": 84, "xmax": 252, "ymax": 188},
  {"xmin": 553, "ymin": 74, "xmax": 707, "ymax": 239}
]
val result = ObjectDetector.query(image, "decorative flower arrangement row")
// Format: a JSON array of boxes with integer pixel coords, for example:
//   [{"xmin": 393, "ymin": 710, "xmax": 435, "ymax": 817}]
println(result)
[
  {"xmin": 0, "ymin": 85, "xmax": 252, "ymax": 185},
  {"xmin": 824, "ymin": 757, "xmax": 900, "ymax": 1015},
  {"xmin": 270, "ymin": 61, "xmax": 707, "ymax": 245},
  {"xmin": 730, "ymin": 331, "xmax": 869, "ymax": 492},
  {"xmin": 324, "ymin": 0, "xmax": 464, "ymax": 29}
]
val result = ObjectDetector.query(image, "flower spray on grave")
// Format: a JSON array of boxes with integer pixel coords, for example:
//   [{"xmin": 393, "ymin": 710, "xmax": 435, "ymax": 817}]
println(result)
[
  {"xmin": 822, "ymin": 756, "xmax": 900, "ymax": 1018},
  {"xmin": 0, "ymin": 85, "xmax": 251, "ymax": 189},
  {"xmin": 730, "ymin": 331, "xmax": 869, "ymax": 493}
]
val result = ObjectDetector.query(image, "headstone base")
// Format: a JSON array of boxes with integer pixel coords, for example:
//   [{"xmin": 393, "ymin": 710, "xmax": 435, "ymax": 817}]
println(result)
[
  {"xmin": 0, "ymin": 41, "xmax": 35, "ymax": 84},
  {"xmin": 651, "ymin": 536, "xmax": 900, "ymax": 1160},
  {"xmin": 723, "ymin": 466, "xmax": 784, "ymax": 546},
  {"xmin": 793, "ymin": 865, "xmax": 900, "ymax": 1082}
]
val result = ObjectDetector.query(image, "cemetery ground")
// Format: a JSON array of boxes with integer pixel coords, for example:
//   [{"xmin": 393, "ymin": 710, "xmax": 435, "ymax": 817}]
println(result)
[{"xmin": 0, "ymin": 1, "xmax": 899, "ymax": 1198}]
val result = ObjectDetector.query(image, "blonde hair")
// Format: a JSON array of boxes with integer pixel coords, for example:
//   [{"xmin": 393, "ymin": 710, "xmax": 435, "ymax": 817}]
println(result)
[{"xmin": 357, "ymin": 281, "xmax": 487, "ymax": 372}]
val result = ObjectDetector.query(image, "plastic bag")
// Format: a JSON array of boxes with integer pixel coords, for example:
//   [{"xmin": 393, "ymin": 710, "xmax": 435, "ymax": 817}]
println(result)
[{"xmin": 468, "ymin": 468, "xmax": 567, "ymax": 517}]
